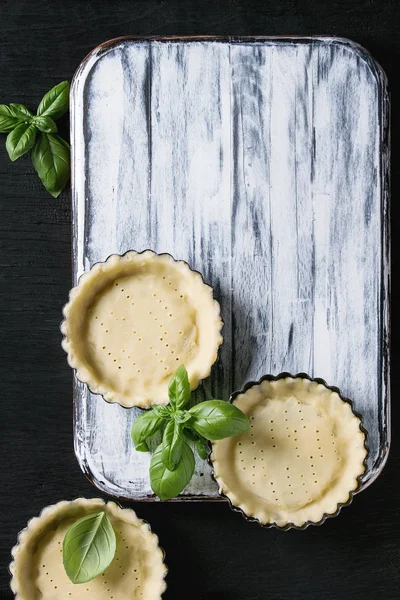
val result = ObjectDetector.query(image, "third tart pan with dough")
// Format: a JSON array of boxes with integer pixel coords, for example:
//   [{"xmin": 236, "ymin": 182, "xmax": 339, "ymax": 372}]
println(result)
[
  {"xmin": 9, "ymin": 498, "xmax": 166, "ymax": 600},
  {"xmin": 61, "ymin": 251, "xmax": 223, "ymax": 408},
  {"xmin": 210, "ymin": 375, "xmax": 367, "ymax": 529}
]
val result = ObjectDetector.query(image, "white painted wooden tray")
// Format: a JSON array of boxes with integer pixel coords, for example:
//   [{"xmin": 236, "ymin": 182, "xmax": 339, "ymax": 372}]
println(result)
[{"xmin": 70, "ymin": 36, "xmax": 390, "ymax": 501}]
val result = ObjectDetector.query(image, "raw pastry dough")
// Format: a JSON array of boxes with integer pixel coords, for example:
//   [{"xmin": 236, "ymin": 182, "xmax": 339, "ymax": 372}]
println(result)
[
  {"xmin": 10, "ymin": 498, "xmax": 166, "ymax": 600},
  {"xmin": 211, "ymin": 376, "xmax": 367, "ymax": 528},
  {"xmin": 61, "ymin": 251, "xmax": 223, "ymax": 407}
]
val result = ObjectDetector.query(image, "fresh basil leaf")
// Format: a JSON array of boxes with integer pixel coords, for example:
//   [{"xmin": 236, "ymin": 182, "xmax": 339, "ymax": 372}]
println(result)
[
  {"xmin": 136, "ymin": 440, "xmax": 149, "ymax": 452},
  {"xmin": 0, "ymin": 116, "xmax": 20, "ymax": 133},
  {"xmin": 0, "ymin": 105, "xmax": 12, "ymax": 117},
  {"xmin": 181, "ymin": 427, "xmax": 209, "ymax": 458},
  {"xmin": 152, "ymin": 405, "xmax": 173, "ymax": 419},
  {"xmin": 161, "ymin": 419, "xmax": 183, "ymax": 471},
  {"xmin": 63, "ymin": 511, "xmax": 116, "ymax": 584},
  {"xmin": 31, "ymin": 133, "xmax": 70, "ymax": 198},
  {"xmin": 0, "ymin": 104, "xmax": 12, "ymax": 114},
  {"xmin": 37, "ymin": 80, "xmax": 70, "ymax": 121},
  {"xmin": 6, "ymin": 123, "xmax": 36, "ymax": 161},
  {"xmin": 150, "ymin": 440, "xmax": 195, "ymax": 500},
  {"xmin": 182, "ymin": 428, "xmax": 198, "ymax": 442},
  {"xmin": 131, "ymin": 410, "xmax": 165, "ymax": 451},
  {"xmin": 174, "ymin": 409, "xmax": 192, "ymax": 425},
  {"xmin": 9, "ymin": 103, "xmax": 33, "ymax": 120},
  {"xmin": 32, "ymin": 115, "xmax": 57, "ymax": 133},
  {"xmin": 195, "ymin": 436, "xmax": 210, "ymax": 460},
  {"xmin": 189, "ymin": 400, "xmax": 249, "ymax": 440},
  {"xmin": 0, "ymin": 105, "xmax": 12, "ymax": 114},
  {"xmin": 168, "ymin": 365, "xmax": 191, "ymax": 409},
  {"xmin": 0, "ymin": 105, "xmax": 21, "ymax": 133}
]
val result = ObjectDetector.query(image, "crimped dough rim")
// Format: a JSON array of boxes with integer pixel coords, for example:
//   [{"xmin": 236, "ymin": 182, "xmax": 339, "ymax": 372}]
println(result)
[
  {"xmin": 61, "ymin": 250, "xmax": 223, "ymax": 408},
  {"xmin": 210, "ymin": 373, "xmax": 368, "ymax": 530},
  {"xmin": 9, "ymin": 497, "xmax": 167, "ymax": 599}
]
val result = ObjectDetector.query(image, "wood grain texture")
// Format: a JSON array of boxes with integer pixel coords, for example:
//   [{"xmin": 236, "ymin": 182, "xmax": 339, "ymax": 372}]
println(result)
[{"xmin": 71, "ymin": 36, "xmax": 389, "ymax": 500}]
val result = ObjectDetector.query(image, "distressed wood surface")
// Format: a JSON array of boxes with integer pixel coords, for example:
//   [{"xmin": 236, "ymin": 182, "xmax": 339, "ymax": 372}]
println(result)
[{"xmin": 71, "ymin": 37, "xmax": 389, "ymax": 500}]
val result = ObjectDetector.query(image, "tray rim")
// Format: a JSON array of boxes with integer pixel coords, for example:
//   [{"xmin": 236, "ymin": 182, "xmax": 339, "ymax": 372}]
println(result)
[
  {"xmin": 71, "ymin": 34, "xmax": 389, "ymax": 81},
  {"xmin": 70, "ymin": 34, "xmax": 390, "ymax": 502}
]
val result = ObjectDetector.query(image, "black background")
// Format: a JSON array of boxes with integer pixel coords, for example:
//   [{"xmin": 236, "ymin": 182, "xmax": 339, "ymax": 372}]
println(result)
[{"xmin": 0, "ymin": 1, "xmax": 398, "ymax": 599}]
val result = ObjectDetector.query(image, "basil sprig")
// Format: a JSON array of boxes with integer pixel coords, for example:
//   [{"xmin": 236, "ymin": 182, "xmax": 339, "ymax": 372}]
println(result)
[
  {"xmin": 63, "ymin": 511, "xmax": 116, "ymax": 584},
  {"xmin": 131, "ymin": 365, "xmax": 249, "ymax": 500},
  {"xmin": 0, "ymin": 81, "xmax": 70, "ymax": 197}
]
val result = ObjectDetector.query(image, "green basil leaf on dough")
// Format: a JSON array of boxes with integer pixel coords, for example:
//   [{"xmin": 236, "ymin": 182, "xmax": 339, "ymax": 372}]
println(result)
[
  {"xmin": 0, "ymin": 105, "xmax": 22, "ymax": 133},
  {"xmin": 168, "ymin": 364, "xmax": 191, "ymax": 410},
  {"xmin": 32, "ymin": 115, "xmax": 58, "ymax": 133},
  {"xmin": 131, "ymin": 410, "xmax": 165, "ymax": 451},
  {"xmin": 37, "ymin": 80, "xmax": 70, "ymax": 121},
  {"xmin": 31, "ymin": 133, "xmax": 70, "ymax": 197},
  {"xmin": 63, "ymin": 512, "xmax": 116, "ymax": 584},
  {"xmin": 6, "ymin": 122, "xmax": 36, "ymax": 161},
  {"xmin": 9, "ymin": 103, "xmax": 33, "ymax": 120},
  {"xmin": 161, "ymin": 419, "xmax": 183, "ymax": 471},
  {"xmin": 150, "ymin": 440, "xmax": 195, "ymax": 500},
  {"xmin": 189, "ymin": 400, "xmax": 249, "ymax": 440}
]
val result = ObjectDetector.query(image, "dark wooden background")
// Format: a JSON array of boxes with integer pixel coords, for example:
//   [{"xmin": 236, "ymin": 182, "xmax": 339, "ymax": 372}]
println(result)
[{"xmin": 0, "ymin": 1, "xmax": 398, "ymax": 599}]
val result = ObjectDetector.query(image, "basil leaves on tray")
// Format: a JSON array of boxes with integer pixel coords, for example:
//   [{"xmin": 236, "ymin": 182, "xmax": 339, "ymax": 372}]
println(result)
[
  {"xmin": 63, "ymin": 511, "xmax": 116, "ymax": 584},
  {"xmin": 0, "ymin": 81, "xmax": 70, "ymax": 197},
  {"xmin": 131, "ymin": 365, "xmax": 249, "ymax": 500},
  {"xmin": 150, "ymin": 440, "xmax": 195, "ymax": 501}
]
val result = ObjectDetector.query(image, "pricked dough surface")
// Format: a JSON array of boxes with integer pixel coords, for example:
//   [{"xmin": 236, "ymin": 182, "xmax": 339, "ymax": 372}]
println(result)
[
  {"xmin": 211, "ymin": 377, "xmax": 367, "ymax": 528},
  {"xmin": 10, "ymin": 499, "xmax": 166, "ymax": 600},
  {"xmin": 61, "ymin": 251, "xmax": 223, "ymax": 407}
]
